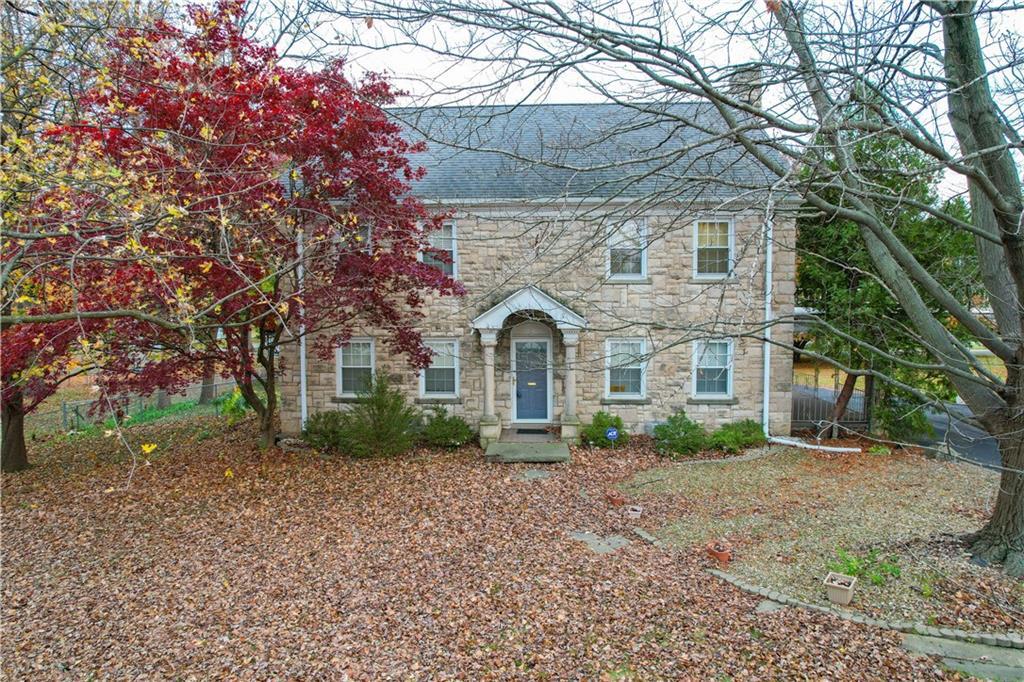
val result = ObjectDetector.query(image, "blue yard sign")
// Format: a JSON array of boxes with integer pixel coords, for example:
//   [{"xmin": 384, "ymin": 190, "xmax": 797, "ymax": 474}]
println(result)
[{"xmin": 605, "ymin": 426, "xmax": 619, "ymax": 443}]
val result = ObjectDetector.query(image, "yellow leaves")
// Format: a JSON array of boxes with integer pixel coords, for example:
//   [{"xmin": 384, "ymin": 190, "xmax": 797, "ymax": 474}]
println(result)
[
  {"xmin": 15, "ymin": 294, "xmax": 33, "ymax": 304},
  {"xmin": 165, "ymin": 205, "xmax": 188, "ymax": 219},
  {"xmin": 199, "ymin": 124, "xmax": 214, "ymax": 141},
  {"xmin": 224, "ymin": 468, "xmax": 234, "ymax": 479},
  {"xmin": 311, "ymin": 99, "xmax": 320, "ymax": 109},
  {"xmin": 141, "ymin": 443, "xmax": 157, "ymax": 455},
  {"xmin": 199, "ymin": 261, "xmax": 213, "ymax": 274}
]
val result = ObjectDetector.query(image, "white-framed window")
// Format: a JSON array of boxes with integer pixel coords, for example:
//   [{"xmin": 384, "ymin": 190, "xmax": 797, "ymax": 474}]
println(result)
[
  {"xmin": 693, "ymin": 219, "xmax": 734, "ymax": 278},
  {"xmin": 608, "ymin": 218, "xmax": 648, "ymax": 280},
  {"xmin": 335, "ymin": 338, "xmax": 374, "ymax": 396},
  {"xmin": 422, "ymin": 220, "xmax": 457, "ymax": 277},
  {"xmin": 605, "ymin": 338, "xmax": 647, "ymax": 398},
  {"xmin": 692, "ymin": 339, "xmax": 734, "ymax": 398},
  {"xmin": 420, "ymin": 339, "xmax": 459, "ymax": 398}
]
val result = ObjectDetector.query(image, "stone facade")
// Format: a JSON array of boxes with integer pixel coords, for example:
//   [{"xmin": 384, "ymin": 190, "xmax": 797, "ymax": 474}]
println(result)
[{"xmin": 279, "ymin": 204, "xmax": 795, "ymax": 440}]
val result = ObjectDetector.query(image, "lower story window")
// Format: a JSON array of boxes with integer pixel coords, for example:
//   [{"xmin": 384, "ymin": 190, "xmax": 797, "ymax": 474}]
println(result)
[
  {"xmin": 693, "ymin": 339, "xmax": 733, "ymax": 397},
  {"xmin": 606, "ymin": 338, "xmax": 646, "ymax": 397},
  {"xmin": 421, "ymin": 340, "xmax": 459, "ymax": 397},
  {"xmin": 337, "ymin": 339, "xmax": 374, "ymax": 396}
]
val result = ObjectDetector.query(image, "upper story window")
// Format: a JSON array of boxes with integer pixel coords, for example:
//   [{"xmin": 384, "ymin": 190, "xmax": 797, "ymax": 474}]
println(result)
[
  {"xmin": 693, "ymin": 339, "xmax": 733, "ymax": 398},
  {"xmin": 693, "ymin": 219, "xmax": 733, "ymax": 279},
  {"xmin": 420, "ymin": 339, "xmax": 459, "ymax": 398},
  {"xmin": 336, "ymin": 338, "xmax": 374, "ymax": 396},
  {"xmin": 606, "ymin": 338, "xmax": 646, "ymax": 398},
  {"xmin": 608, "ymin": 218, "xmax": 647, "ymax": 280},
  {"xmin": 422, "ymin": 220, "xmax": 457, "ymax": 277}
]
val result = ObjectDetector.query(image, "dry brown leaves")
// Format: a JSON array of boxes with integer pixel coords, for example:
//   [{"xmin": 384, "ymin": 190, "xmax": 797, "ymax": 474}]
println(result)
[{"xmin": 2, "ymin": 420, "xmax": 959, "ymax": 680}]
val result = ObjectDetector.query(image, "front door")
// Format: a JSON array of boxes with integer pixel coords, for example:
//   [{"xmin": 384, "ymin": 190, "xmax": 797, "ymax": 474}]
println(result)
[{"xmin": 514, "ymin": 339, "xmax": 549, "ymax": 421}]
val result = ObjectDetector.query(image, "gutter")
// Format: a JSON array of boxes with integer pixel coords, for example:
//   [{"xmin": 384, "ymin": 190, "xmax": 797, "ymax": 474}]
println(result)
[
  {"xmin": 297, "ymin": 228, "xmax": 308, "ymax": 429},
  {"xmin": 762, "ymin": 202, "xmax": 774, "ymax": 437},
  {"xmin": 768, "ymin": 436, "xmax": 861, "ymax": 453}
]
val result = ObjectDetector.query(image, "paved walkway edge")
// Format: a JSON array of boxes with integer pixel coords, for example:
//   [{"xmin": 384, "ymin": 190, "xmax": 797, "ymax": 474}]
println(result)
[{"xmin": 707, "ymin": 568, "xmax": 1024, "ymax": 650}]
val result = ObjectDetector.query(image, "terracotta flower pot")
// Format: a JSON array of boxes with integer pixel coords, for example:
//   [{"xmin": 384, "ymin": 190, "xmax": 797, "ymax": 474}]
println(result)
[
  {"xmin": 823, "ymin": 572, "xmax": 857, "ymax": 606},
  {"xmin": 605, "ymin": 490, "xmax": 626, "ymax": 507},
  {"xmin": 706, "ymin": 540, "xmax": 733, "ymax": 564}
]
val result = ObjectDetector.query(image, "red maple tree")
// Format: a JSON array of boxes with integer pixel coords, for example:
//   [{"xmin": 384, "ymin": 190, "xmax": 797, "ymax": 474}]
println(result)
[{"xmin": 2, "ymin": 0, "xmax": 461, "ymax": 462}]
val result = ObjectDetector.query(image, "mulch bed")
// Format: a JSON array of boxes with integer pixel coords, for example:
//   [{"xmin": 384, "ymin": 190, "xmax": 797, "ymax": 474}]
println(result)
[{"xmin": 2, "ymin": 420, "xmax": 957, "ymax": 679}]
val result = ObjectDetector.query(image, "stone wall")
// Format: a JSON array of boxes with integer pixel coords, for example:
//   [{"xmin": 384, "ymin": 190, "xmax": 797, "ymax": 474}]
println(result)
[{"xmin": 279, "ymin": 204, "xmax": 796, "ymax": 437}]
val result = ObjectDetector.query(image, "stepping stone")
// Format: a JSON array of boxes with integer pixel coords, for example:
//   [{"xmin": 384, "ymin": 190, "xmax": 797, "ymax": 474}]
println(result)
[
  {"xmin": 755, "ymin": 599, "xmax": 787, "ymax": 614},
  {"xmin": 569, "ymin": 531, "xmax": 630, "ymax": 554},
  {"xmin": 514, "ymin": 469, "xmax": 551, "ymax": 481},
  {"xmin": 486, "ymin": 442, "xmax": 571, "ymax": 463}
]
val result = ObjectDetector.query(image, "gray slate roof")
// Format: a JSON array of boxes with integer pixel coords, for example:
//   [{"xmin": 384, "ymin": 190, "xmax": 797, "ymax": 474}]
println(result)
[{"xmin": 391, "ymin": 103, "xmax": 781, "ymax": 203}]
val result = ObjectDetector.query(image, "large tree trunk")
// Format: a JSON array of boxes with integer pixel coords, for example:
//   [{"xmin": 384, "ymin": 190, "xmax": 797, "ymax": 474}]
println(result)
[
  {"xmin": 2, "ymin": 390, "xmax": 29, "ymax": 472},
  {"xmin": 967, "ymin": 418, "xmax": 1024, "ymax": 576},
  {"xmin": 198, "ymin": 361, "xmax": 216, "ymax": 405}
]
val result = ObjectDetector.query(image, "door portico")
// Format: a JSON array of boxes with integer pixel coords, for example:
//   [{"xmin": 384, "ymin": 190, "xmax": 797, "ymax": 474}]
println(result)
[{"xmin": 470, "ymin": 286, "xmax": 587, "ymax": 446}]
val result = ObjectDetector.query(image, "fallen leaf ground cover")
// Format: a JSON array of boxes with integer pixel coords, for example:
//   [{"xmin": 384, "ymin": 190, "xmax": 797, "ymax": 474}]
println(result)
[
  {"xmin": 625, "ymin": 447, "xmax": 1023, "ymax": 633},
  {"xmin": 3, "ymin": 418, "xmax": 961, "ymax": 679}
]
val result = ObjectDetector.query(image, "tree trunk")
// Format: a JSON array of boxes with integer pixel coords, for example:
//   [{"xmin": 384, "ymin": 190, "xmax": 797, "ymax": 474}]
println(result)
[
  {"xmin": 967, "ymin": 417, "xmax": 1024, "ymax": 576},
  {"xmin": 2, "ymin": 390, "xmax": 29, "ymax": 472},
  {"xmin": 198, "ymin": 361, "xmax": 216, "ymax": 405},
  {"xmin": 258, "ymin": 353, "xmax": 277, "ymax": 449},
  {"xmin": 829, "ymin": 372, "xmax": 858, "ymax": 434},
  {"xmin": 155, "ymin": 389, "xmax": 170, "ymax": 409}
]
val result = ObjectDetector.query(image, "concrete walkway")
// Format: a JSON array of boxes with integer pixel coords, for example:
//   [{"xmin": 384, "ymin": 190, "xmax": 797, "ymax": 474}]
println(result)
[
  {"xmin": 902, "ymin": 634, "xmax": 1024, "ymax": 681},
  {"xmin": 484, "ymin": 441, "xmax": 571, "ymax": 463}
]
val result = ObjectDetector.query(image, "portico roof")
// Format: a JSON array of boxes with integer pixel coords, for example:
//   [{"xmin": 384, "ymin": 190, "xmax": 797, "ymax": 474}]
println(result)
[{"xmin": 470, "ymin": 286, "xmax": 588, "ymax": 332}]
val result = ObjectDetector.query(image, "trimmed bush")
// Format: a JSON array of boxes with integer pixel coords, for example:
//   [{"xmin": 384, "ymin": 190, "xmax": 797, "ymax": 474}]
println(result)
[
  {"xmin": 653, "ymin": 410, "xmax": 706, "ymax": 458},
  {"xmin": 340, "ymin": 374, "xmax": 421, "ymax": 458},
  {"xmin": 581, "ymin": 411, "xmax": 629, "ymax": 447},
  {"xmin": 708, "ymin": 419, "xmax": 766, "ymax": 453},
  {"xmin": 421, "ymin": 408, "xmax": 475, "ymax": 449},
  {"xmin": 302, "ymin": 410, "xmax": 348, "ymax": 451}
]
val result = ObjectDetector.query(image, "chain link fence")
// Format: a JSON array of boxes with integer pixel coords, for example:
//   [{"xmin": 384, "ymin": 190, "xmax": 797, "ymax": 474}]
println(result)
[{"xmin": 25, "ymin": 381, "xmax": 238, "ymax": 436}]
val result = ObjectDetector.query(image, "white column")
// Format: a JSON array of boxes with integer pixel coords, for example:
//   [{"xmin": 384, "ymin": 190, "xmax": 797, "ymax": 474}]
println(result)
[
  {"xmin": 481, "ymin": 329, "xmax": 497, "ymax": 419},
  {"xmin": 562, "ymin": 330, "xmax": 579, "ymax": 419}
]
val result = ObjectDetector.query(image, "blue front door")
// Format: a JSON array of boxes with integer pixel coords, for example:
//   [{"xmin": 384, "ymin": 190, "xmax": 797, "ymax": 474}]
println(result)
[{"xmin": 515, "ymin": 340, "xmax": 548, "ymax": 421}]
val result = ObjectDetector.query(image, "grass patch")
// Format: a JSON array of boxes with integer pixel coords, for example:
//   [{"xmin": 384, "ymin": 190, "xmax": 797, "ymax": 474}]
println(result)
[{"xmin": 625, "ymin": 448, "xmax": 1024, "ymax": 630}]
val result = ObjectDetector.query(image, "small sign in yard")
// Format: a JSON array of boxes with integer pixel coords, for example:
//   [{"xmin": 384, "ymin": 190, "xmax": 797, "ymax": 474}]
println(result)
[{"xmin": 605, "ymin": 426, "xmax": 619, "ymax": 442}]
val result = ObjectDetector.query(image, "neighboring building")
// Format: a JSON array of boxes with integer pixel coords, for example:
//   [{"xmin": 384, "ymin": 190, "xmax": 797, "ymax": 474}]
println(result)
[{"xmin": 279, "ymin": 103, "xmax": 796, "ymax": 445}]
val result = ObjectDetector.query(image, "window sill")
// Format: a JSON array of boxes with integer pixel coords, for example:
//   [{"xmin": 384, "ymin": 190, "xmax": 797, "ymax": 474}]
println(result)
[
  {"xmin": 687, "ymin": 397, "xmax": 738, "ymax": 405},
  {"xmin": 415, "ymin": 397, "xmax": 462, "ymax": 405},
  {"xmin": 606, "ymin": 276, "xmax": 652, "ymax": 285},
  {"xmin": 688, "ymin": 276, "xmax": 736, "ymax": 285},
  {"xmin": 601, "ymin": 397, "xmax": 652, "ymax": 405},
  {"xmin": 330, "ymin": 396, "xmax": 361, "ymax": 404}
]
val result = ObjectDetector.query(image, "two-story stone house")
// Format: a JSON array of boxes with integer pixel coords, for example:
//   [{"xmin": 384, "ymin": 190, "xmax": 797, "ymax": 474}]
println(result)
[{"xmin": 279, "ymin": 102, "xmax": 796, "ymax": 446}]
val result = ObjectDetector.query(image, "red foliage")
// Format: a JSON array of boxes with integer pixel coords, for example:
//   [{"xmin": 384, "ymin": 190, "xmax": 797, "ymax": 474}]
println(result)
[{"xmin": 4, "ymin": 1, "xmax": 461, "ymax": 416}]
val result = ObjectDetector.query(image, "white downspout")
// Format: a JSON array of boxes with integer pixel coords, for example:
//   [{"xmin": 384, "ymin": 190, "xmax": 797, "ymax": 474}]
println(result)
[
  {"xmin": 297, "ymin": 228, "xmax": 308, "ymax": 429},
  {"xmin": 761, "ymin": 201, "xmax": 774, "ymax": 438}
]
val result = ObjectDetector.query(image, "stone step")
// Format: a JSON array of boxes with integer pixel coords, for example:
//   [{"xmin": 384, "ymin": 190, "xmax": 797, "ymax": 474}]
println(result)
[{"xmin": 484, "ymin": 442, "xmax": 571, "ymax": 463}]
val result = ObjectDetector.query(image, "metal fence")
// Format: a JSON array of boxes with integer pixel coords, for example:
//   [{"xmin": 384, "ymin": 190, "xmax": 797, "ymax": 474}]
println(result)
[
  {"xmin": 791, "ymin": 367, "xmax": 874, "ymax": 436},
  {"xmin": 25, "ymin": 380, "xmax": 237, "ymax": 436}
]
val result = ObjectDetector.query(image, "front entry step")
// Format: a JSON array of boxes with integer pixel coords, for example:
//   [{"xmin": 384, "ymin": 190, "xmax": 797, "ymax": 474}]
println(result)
[{"xmin": 485, "ymin": 441, "xmax": 571, "ymax": 463}]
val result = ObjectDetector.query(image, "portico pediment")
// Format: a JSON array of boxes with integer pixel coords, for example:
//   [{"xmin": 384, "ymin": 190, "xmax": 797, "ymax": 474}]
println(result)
[{"xmin": 470, "ymin": 286, "xmax": 588, "ymax": 332}]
